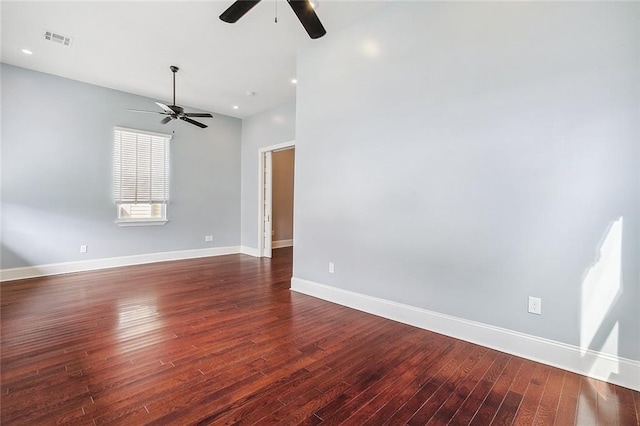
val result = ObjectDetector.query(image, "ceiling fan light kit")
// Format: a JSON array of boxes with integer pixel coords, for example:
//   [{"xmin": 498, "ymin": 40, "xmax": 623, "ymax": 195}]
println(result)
[
  {"xmin": 127, "ymin": 65, "xmax": 213, "ymax": 129},
  {"xmin": 220, "ymin": 0, "xmax": 326, "ymax": 39}
]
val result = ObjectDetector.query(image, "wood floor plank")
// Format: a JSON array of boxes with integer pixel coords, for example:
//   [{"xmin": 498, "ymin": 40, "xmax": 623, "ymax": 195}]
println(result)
[
  {"xmin": 271, "ymin": 381, "xmax": 351, "ymax": 425},
  {"xmin": 576, "ymin": 376, "xmax": 599, "ymax": 426},
  {"xmin": 447, "ymin": 352, "xmax": 511, "ymax": 424},
  {"xmin": 312, "ymin": 341, "xmax": 426, "ymax": 424},
  {"xmin": 597, "ymin": 381, "xmax": 619, "ymax": 426},
  {"xmin": 615, "ymin": 383, "xmax": 639, "ymax": 426},
  {"xmin": 469, "ymin": 356, "xmax": 525, "ymax": 425},
  {"xmin": 554, "ymin": 371, "xmax": 580, "ymax": 426},
  {"xmin": 489, "ymin": 357, "xmax": 537, "ymax": 425},
  {"xmin": 512, "ymin": 363, "xmax": 551, "ymax": 425},
  {"xmin": 407, "ymin": 346, "xmax": 490, "ymax": 424},
  {"xmin": 426, "ymin": 349, "xmax": 499, "ymax": 425},
  {"xmin": 210, "ymin": 326, "xmax": 413, "ymax": 424},
  {"xmin": 384, "ymin": 342, "xmax": 476, "ymax": 424},
  {"xmin": 532, "ymin": 367, "xmax": 564, "ymax": 425},
  {"xmin": 339, "ymin": 340, "xmax": 457, "ymax": 424},
  {"xmin": 1, "ymin": 247, "xmax": 636, "ymax": 425}
]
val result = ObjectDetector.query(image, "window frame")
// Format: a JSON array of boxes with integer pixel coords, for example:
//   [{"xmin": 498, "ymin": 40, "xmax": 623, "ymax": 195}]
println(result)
[{"xmin": 113, "ymin": 126, "xmax": 171, "ymax": 227}]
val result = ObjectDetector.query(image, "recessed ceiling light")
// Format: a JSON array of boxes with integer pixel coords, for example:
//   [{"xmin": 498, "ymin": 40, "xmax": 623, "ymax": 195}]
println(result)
[
  {"xmin": 21, "ymin": 48, "xmax": 33, "ymax": 55},
  {"xmin": 233, "ymin": 105, "xmax": 239, "ymax": 110},
  {"xmin": 291, "ymin": 78, "xmax": 298, "ymax": 84}
]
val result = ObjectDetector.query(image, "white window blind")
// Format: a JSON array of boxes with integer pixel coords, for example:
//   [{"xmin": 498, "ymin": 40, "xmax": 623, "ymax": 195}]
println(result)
[{"xmin": 113, "ymin": 127, "xmax": 171, "ymax": 224}]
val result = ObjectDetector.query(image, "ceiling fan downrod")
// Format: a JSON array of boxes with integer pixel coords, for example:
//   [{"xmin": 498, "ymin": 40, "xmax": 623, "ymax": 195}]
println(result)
[{"xmin": 170, "ymin": 65, "xmax": 179, "ymax": 106}]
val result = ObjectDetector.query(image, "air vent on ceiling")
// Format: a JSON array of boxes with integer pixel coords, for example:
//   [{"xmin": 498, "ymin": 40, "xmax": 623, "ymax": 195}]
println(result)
[{"xmin": 43, "ymin": 30, "xmax": 72, "ymax": 47}]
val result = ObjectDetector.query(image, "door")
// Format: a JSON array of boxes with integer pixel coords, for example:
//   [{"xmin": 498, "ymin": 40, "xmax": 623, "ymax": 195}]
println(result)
[{"xmin": 258, "ymin": 141, "xmax": 294, "ymax": 258}]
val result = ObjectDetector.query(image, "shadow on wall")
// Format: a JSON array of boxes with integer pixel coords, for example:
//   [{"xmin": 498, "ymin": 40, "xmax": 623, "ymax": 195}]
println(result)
[
  {"xmin": 0, "ymin": 245, "xmax": 36, "ymax": 276},
  {"xmin": 1, "ymin": 202, "xmax": 100, "ymax": 270}
]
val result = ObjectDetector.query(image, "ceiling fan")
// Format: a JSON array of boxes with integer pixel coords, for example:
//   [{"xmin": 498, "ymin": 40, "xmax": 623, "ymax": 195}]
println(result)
[
  {"xmin": 220, "ymin": 0, "xmax": 326, "ymax": 39},
  {"xmin": 127, "ymin": 66, "xmax": 213, "ymax": 129}
]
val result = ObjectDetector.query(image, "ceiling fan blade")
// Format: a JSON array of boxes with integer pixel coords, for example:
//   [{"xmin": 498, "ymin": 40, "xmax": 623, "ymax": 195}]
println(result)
[
  {"xmin": 160, "ymin": 116, "xmax": 173, "ymax": 125},
  {"xmin": 220, "ymin": 0, "xmax": 261, "ymax": 23},
  {"xmin": 184, "ymin": 112, "xmax": 214, "ymax": 118},
  {"xmin": 155, "ymin": 102, "xmax": 173, "ymax": 113},
  {"xmin": 287, "ymin": 0, "xmax": 326, "ymax": 39},
  {"xmin": 181, "ymin": 117, "xmax": 208, "ymax": 128},
  {"xmin": 127, "ymin": 109, "xmax": 164, "ymax": 114}
]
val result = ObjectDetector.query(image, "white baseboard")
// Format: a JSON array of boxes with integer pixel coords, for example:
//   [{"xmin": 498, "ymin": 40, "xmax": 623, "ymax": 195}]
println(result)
[
  {"xmin": 272, "ymin": 239, "xmax": 293, "ymax": 249},
  {"xmin": 291, "ymin": 277, "xmax": 640, "ymax": 392},
  {"xmin": 1, "ymin": 246, "xmax": 242, "ymax": 282},
  {"xmin": 240, "ymin": 246, "xmax": 260, "ymax": 257},
  {"xmin": 239, "ymin": 243, "xmax": 291, "ymax": 256}
]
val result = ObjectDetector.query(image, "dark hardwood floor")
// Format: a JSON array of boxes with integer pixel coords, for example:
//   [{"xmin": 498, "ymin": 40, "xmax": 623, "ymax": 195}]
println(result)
[{"xmin": 1, "ymin": 247, "xmax": 638, "ymax": 425}]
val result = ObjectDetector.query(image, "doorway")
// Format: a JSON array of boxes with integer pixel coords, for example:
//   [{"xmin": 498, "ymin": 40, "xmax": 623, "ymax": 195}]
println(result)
[{"xmin": 258, "ymin": 141, "xmax": 295, "ymax": 258}]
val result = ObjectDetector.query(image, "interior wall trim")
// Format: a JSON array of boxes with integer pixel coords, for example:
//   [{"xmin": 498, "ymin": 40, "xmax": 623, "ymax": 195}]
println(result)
[
  {"xmin": 272, "ymin": 239, "xmax": 293, "ymax": 249},
  {"xmin": 291, "ymin": 276, "xmax": 640, "ymax": 392},
  {"xmin": 0, "ymin": 246, "xmax": 242, "ymax": 282},
  {"xmin": 240, "ymin": 246, "xmax": 260, "ymax": 257},
  {"xmin": 257, "ymin": 140, "xmax": 295, "ymax": 258}
]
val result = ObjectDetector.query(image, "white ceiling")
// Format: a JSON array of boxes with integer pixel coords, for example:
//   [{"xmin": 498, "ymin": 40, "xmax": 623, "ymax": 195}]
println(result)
[{"xmin": 1, "ymin": 0, "xmax": 389, "ymax": 118}]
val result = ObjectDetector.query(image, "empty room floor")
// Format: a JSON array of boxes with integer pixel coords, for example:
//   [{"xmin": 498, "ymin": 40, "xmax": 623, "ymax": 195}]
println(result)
[{"xmin": 1, "ymin": 247, "xmax": 638, "ymax": 425}]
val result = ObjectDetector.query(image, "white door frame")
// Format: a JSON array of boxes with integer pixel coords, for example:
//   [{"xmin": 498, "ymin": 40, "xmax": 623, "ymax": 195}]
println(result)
[{"xmin": 257, "ymin": 140, "xmax": 295, "ymax": 258}]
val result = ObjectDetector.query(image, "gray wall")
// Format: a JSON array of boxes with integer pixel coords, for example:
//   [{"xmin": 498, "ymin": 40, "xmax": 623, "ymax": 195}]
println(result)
[
  {"xmin": 294, "ymin": 2, "xmax": 639, "ymax": 360},
  {"xmin": 240, "ymin": 101, "xmax": 296, "ymax": 250},
  {"xmin": 1, "ymin": 63, "xmax": 241, "ymax": 268}
]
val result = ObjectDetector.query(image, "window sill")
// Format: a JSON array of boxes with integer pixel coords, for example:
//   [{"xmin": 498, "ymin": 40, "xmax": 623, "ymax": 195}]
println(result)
[{"xmin": 115, "ymin": 219, "xmax": 168, "ymax": 227}]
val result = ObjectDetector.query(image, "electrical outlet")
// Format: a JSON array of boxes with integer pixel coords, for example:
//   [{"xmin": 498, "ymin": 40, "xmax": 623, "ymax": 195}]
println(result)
[
  {"xmin": 328, "ymin": 262, "xmax": 335, "ymax": 274},
  {"xmin": 528, "ymin": 296, "xmax": 541, "ymax": 315},
  {"xmin": 80, "ymin": 245, "xmax": 88, "ymax": 253},
  {"xmin": 204, "ymin": 235, "xmax": 213, "ymax": 242}
]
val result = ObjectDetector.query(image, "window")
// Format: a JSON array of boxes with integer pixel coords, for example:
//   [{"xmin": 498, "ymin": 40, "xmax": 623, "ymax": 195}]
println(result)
[{"xmin": 113, "ymin": 127, "xmax": 171, "ymax": 226}]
